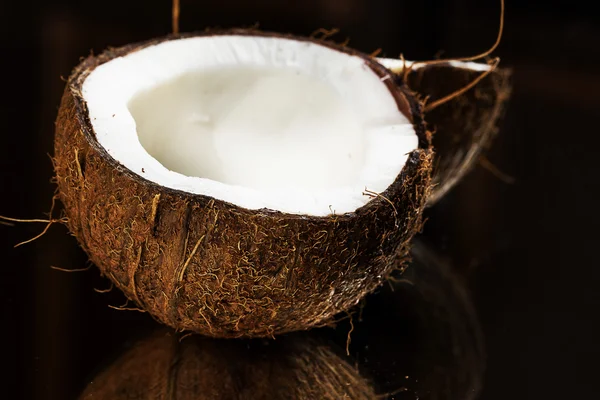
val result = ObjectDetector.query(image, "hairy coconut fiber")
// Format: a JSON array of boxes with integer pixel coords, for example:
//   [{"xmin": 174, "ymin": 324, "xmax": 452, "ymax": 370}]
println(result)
[
  {"xmin": 80, "ymin": 330, "xmax": 376, "ymax": 400},
  {"xmin": 403, "ymin": 62, "xmax": 512, "ymax": 205},
  {"xmin": 54, "ymin": 30, "xmax": 433, "ymax": 338}
]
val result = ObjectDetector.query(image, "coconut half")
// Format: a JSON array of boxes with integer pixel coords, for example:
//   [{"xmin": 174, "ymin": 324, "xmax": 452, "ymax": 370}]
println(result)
[
  {"xmin": 378, "ymin": 58, "xmax": 512, "ymax": 205},
  {"xmin": 54, "ymin": 30, "xmax": 433, "ymax": 338}
]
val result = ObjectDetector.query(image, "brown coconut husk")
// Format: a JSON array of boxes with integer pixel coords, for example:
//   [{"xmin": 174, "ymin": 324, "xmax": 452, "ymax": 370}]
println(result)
[
  {"xmin": 405, "ymin": 62, "xmax": 512, "ymax": 205},
  {"xmin": 79, "ymin": 330, "xmax": 376, "ymax": 400},
  {"xmin": 372, "ymin": 0, "xmax": 510, "ymax": 205},
  {"xmin": 54, "ymin": 30, "xmax": 433, "ymax": 338}
]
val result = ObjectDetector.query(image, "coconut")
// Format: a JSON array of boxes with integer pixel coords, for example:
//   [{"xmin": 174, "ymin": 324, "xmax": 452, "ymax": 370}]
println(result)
[
  {"xmin": 79, "ymin": 330, "xmax": 376, "ymax": 400},
  {"xmin": 54, "ymin": 30, "xmax": 433, "ymax": 338},
  {"xmin": 379, "ymin": 58, "xmax": 512, "ymax": 204}
]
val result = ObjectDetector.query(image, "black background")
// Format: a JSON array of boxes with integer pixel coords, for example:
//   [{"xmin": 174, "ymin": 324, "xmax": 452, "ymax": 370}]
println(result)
[{"xmin": 1, "ymin": 0, "xmax": 599, "ymax": 399}]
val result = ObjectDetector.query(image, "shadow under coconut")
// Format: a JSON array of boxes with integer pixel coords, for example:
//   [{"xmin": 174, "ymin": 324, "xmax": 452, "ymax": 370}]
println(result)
[{"xmin": 80, "ymin": 238, "xmax": 483, "ymax": 400}]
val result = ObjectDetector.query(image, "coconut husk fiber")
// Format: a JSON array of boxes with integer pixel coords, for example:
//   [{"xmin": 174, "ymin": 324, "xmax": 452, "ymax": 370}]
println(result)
[{"xmin": 403, "ymin": 62, "xmax": 512, "ymax": 205}]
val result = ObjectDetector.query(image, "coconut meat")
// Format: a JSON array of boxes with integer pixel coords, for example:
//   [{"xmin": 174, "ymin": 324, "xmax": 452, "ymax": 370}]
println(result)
[
  {"xmin": 377, "ymin": 57, "xmax": 493, "ymax": 73},
  {"xmin": 82, "ymin": 36, "xmax": 418, "ymax": 216}
]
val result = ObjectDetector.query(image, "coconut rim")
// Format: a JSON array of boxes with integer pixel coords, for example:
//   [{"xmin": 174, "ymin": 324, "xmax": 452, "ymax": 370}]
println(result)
[
  {"xmin": 65, "ymin": 29, "xmax": 430, "ymax": 220},
  {"xmin": 377, "ymin": 58, "xmax": 494, "ymax": 73}
]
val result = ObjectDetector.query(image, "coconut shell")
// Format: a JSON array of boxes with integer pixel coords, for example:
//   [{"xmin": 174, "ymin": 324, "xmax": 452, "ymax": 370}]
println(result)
[
  {"xmin": 403, "ymin": 62, "xmax": 512, "ymax": 205},
  {"xmin": 54, "ymin": 30, "xmax": 433, "ymax": 338},
  {"xmin": 79, "ymin": 330, "xmax": 376, "ymax": 400}
]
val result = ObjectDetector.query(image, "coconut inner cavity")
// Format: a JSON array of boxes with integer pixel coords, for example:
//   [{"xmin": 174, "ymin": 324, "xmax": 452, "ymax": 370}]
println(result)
[{"xmin": 82, "ymin": 35, "xmax": 418, "ymax": 216}]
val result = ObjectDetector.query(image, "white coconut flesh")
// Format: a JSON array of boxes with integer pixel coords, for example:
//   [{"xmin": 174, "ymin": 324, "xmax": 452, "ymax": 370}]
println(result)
[
  {"xmin": 82, "ymin": 36, "xmax": 418, "ymax": 216},
  {"xmin": 377, "ymin": 57, "xmax": 493, "ymax": 73}
]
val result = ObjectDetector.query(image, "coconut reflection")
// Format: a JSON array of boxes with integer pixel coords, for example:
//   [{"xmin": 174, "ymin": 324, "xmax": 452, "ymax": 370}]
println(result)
[
  {"xmin": 79, "ymin": 330, "xmax": 376, "ymax": 400},
  {"xmin": 80, "ymin": 239, "xmax": 483, "ymax": 400},
  {"xmin": 342, "ymin": 238, "xmax": 485, "ymax": 400}
]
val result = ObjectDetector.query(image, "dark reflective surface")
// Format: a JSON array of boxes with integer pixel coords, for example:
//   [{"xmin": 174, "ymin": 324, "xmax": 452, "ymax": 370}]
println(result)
[
  {"xmin": 80, "ymin": 331, "xmax": 375, "ymax": 399},
  {"xmin": 347, "ymin": 241, "xmax": 485, "ymax": 400},
  {"xmin": 77, "ymin": 239, "xmax": 483, "ymax": 400},
  {"xmin": 2, "ymin": 1, "xmax": 599, "ymax": 399}
]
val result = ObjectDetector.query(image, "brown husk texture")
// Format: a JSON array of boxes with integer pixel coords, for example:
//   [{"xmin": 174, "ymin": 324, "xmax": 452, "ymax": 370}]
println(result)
[
  {"xmin": 80, "ymin": 330, "xmax": 376, "ymax": 400},
  {"xmin": 54, "ymin": 30, "xmax": 433, "ymax": 338},
  {"xmin": 404, "ymin": 63, "xmax": 512, "ymax": 205}
]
